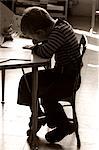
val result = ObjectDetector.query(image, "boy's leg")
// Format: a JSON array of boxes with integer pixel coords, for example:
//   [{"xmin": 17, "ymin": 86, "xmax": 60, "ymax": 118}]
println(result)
[
  {"xmin": 41, "ymin": 98, "xmax": 69, "ymax": 127},
  {"xmin": 17, "ymin": 72, "xmax": 46, "ymax": 134},
  {"xmin": 17, "ymin": 69, "xmax": 58, "ymax": 106},
  {"xmin": 17, "ymin": 72, "xmax": 32, "ymax": 106},
  {"xmin": 17, "ymin": 69, "xmax": 75, "ymax": 141},
  {"xmin": 17, "ymin": 69, "xmax": 74, "ymax": 106},
  {"xmin": 41, "ymin": 98, "xmax": 75, "ymax": 142},
  {"xmin": 27, "ymin": 101, "xmax": 46, "ymax": 136},
  {"xmin": 17, "ymin": 69, "xmax": 58, "ymax": 133}
]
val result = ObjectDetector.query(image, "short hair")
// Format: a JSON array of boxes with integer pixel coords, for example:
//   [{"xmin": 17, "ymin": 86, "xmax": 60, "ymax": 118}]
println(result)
[{"xmin": 21, "ymin": 6, "xmax": 53, "ymax": 35}]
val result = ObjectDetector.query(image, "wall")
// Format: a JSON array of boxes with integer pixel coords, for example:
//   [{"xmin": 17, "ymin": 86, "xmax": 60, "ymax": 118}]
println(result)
[
  {"xmin": 70, "ymin": 0, "xmax": 99, "ymax": 17},
  {"xmin": 0, "ymin": 2, "xmax": 22, "ymax": 34},
  {"xmin": 0, "ymin": 2, "xmax": 15, "ymax": 34}
]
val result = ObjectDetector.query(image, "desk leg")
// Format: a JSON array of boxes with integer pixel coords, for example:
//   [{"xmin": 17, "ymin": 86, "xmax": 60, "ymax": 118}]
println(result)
[
  {"xmin": 29, "ymin": 67, "xmax": 38, "ymax": 149},
  {"xmin": 1, "ymin": 69, "xmax": 5, "ymax": 104}
]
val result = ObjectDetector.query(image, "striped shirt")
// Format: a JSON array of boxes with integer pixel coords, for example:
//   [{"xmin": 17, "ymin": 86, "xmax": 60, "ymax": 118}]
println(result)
[{"xmin": 34, "ymin": 19, "xmax": 81, "ymax": 70}]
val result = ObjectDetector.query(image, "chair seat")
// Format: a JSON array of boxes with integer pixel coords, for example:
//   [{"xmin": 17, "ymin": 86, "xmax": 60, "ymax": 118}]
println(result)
[{"xmin": 61, "ymin": 96, "xmax": 72, "ymax": 103}]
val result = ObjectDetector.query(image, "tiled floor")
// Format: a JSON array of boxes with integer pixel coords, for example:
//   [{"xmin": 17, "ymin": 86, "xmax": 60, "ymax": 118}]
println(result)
[{"xmin": 0, "ymin": 16, "xmax": 99, "ymax": 150}]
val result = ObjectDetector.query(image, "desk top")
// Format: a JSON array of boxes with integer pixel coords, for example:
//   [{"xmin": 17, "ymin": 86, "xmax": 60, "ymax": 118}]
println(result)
[{"xmin": 0, "ymin": 37, "xmax": 50, "ymax": 69}]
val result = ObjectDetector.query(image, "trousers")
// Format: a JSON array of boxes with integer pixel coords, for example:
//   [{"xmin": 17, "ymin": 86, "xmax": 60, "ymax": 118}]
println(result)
[{"xmin": 17, "ymin": 68, "xmax": 80, "ymax": 126}]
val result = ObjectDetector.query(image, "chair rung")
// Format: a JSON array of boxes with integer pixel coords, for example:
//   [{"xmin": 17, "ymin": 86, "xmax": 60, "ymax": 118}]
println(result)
[
  {"xmin": 63, "ymin": 104, "xmax": 72, "ymax": 106},
  {"xmin": 68, "ymin": 118, "xmax": 73, "ymax": 121}
]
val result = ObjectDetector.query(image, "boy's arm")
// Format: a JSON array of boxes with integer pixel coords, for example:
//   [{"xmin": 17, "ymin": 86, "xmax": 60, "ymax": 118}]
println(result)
[{"xmin": 33, "ymin": 29, "xmax": 65, "ymax": 58}]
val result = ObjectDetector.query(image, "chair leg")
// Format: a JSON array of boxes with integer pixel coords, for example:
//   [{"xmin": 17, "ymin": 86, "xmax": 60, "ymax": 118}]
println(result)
[
  {"xmin": 74, "ymin": 112, "xmax": 81, "ymax": 148},
  {"xmin": 75, "ymin": 128, "xmax": 81, "ymax": 149},
  {"xmin": 72, "ymin": 99, "xmax": 81, "ymax": 149}
]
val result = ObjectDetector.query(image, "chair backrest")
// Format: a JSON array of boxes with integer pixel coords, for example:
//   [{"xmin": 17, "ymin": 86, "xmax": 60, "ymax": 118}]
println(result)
[
  {"xmin": 73, "ymin": 35, "xmax": 87, "ymax": 92},
  {"xmin": 79, "ymin": 34, "xmax": 87, "ymax": 58}
]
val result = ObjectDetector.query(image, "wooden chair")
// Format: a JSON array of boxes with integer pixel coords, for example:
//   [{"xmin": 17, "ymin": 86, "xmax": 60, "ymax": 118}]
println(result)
[{"xmin": 59, "ymin": 34, "xmax": 87, "ymax": 149}]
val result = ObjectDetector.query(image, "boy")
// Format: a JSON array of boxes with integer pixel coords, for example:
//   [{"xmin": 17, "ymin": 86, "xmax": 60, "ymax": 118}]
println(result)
[{"xmin": 17, "ymin": 6, "xmax": 81, "ymax": 143}]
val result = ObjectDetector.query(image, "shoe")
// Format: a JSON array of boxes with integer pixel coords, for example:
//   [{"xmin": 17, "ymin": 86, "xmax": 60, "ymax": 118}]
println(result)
[
  {"xmin": 47, "ymin": 118, "xmax": 57, "ymax": 129},
  {"xmin": 45, "ymin": 123, "xmax": 75, "ymax": 143},
  {"xmin": 27, "ymin": 116, "xmax": 47, "ymax": 136}
]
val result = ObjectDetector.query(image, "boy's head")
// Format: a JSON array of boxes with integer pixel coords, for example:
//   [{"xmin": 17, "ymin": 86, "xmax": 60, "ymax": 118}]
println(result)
[{"xmin": 21, "ymin": 6, "xmax": 54, "ymax": 42}]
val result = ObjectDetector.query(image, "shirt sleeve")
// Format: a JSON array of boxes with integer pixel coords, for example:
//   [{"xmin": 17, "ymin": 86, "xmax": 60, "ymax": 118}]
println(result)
[{"xmin": 33, "ymin": 29, "xmax": 65, "ymax": 58}]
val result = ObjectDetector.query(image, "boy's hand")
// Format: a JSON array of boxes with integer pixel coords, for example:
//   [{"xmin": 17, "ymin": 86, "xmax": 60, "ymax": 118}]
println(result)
[{"xmin": 32, "ymin": 39, "xmax": 39, "ymax": 45}]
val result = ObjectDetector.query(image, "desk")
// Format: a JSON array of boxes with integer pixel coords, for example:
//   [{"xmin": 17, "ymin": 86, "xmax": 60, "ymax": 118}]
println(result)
[{"xmin": 0, "ymin": 38, "xmax": 50, "ymax": 149}]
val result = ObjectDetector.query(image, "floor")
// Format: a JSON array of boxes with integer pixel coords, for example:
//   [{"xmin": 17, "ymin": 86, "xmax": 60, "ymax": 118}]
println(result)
[{"xmin": 0, "ymin": 16, "xmax": 99, "ymax": 150}]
